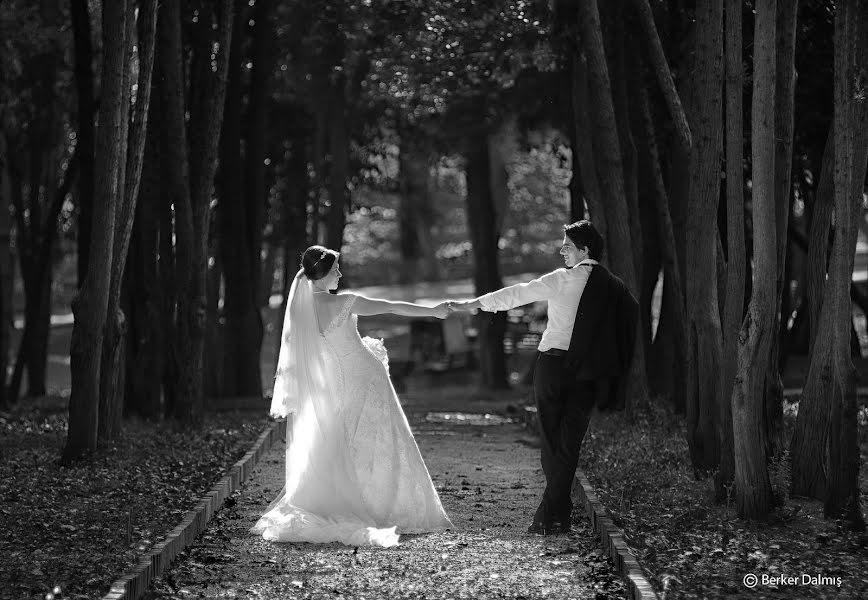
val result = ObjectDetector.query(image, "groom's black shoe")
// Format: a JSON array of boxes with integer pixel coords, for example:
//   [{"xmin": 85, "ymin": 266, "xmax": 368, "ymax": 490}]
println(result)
[
  {"xmin": 526, "ymin": 521, "xmax": 549, "ymax": 535},
  {"xmin": 549, "ymin": 520, "xmax": 573, "ymax": 535}
]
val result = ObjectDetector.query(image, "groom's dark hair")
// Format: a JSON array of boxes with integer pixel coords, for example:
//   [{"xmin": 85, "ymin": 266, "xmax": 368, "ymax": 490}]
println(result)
[{"xmin": 564, "ymin": 220, "xmax": 604, "ymax": 260}]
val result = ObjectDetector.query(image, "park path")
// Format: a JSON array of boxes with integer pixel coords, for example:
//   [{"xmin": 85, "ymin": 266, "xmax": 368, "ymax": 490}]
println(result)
[{"xmin": 142, "ymin": 386, "xmax": 627, "ymax": 600}]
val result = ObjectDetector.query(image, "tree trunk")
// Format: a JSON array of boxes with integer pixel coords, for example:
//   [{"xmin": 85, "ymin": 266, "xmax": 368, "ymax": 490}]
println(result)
[
  {"xmin": 152, "ymin": 0, "xmax": 188, "ymax": 421},
  {"xmin": 71, "ymin": 0, "xmax": 95, "ymax": 287},
  {"xmin": 791, "ymin": 143, "xmax": 833, "ymax": 500},
  {"xmin": 205, "ymin": 249, "xmax": 223, "ymax": 398},
  {"xmin": 99, "ymin": 0, "xmax": 157, "ymax": 440},
  {"xmin": 217, "ymin": 0, "xmax": 262, "ymax": 398},
  {"xmin": 612, "ymin": 15, "xmax": 644, "ymax": 326},
  {"xmin": 637, "ymin": 80, "xmax": 687, "ymax": 412},
  {"xmin": 126, "ymin": 158, "xmax": 163, "ymax": 419},
  {"xmin": 806, "ymin": 127, "xmax": 834, "ymax": 352},
  {"xmin": 570, "ymin": 52, "xmax": 607, "ymax": 244},
  {"xmin": 25, "ymin": 270, "xmax": 50, "ymax": 397},
  {"xmin": 272, "ymin": 130, "xmax": 311, "ymax": 373},
  {"xmin": 64, "ymin": 0, "xmax": 130, "ymax": 462},
  {"xmin": 791, "ymin": 1, "xmax": 867, "ymax": 531},
  {"xmin": 10, "ymin": 0, "xmax": 68, "ymax": 401},
  {"xmin": 731, "ymin": 0, "xmax": 776, "ymax": 520},
  {"xmin": 125, "ymin": 11, "xmax": 166, "ymax": 421},
  {"xmin": 398, "ymin": 137, "xmax": 440, "ymax": 283},
  {"xmin": 10, "ymin": 142, "xmax": 79, "ymax": 402},
  {"xmin": 763, "ymin": 0, "xmax": 798, "ymax": 464},
  {"xmin": 719, "ymin": 0, "xmax": 746, "ymax": 499},
  {"xmin": 564, "ymin": 57, "xmax": 586, "ymax": 222},
  {"xmin": 683, "ymin": 0, "xmax": 724, "ymax": 475},
  {"xmin": 578, "ymin": 0, "xmax": 648, "ymax": 411},
  {"xmin": 158, "ymin": 169, "xmax": 177, "ymax": 417},
  {"xmin": 465, "ymin": 134, "xmax": 509, "ymax": 390},
  {"xmin": 246, "ymin": 0, "xmax": 273, "ymax": 295},
  {"xmin": 173, "ymin": 0, "xmax": 234, "ymax": 422},
  {"xmin": 324, "ymin": 80, "xmax": 349, "ymax": 251},
  {"xmin": 827, "ymin": 1, "xmax": 867, "ymax": 528},
  {"xmin": 0, "ymin": 132, "xmax": 12, "ymax": 409},
  {"xmin": 160, "ymin": 0, "xmax": 195, "ymax": 421}
]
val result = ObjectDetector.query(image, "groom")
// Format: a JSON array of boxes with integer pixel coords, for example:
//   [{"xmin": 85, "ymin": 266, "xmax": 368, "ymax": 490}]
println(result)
[{"xmin": 449, "ymin": 220, "xmax": 638, "ymax": 534}]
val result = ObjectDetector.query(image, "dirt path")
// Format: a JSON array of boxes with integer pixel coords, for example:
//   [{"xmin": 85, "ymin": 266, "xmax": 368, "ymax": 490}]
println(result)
[{"xmin": 144, "ymin": 401, "xmax": 627, "ymax": 599}]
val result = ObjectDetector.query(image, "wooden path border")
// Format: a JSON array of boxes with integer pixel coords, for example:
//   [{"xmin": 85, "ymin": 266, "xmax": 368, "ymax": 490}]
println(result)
[
  {"xmin": 101, "ymin": 417, "xmax": 287, "ymax": 600},
  {"xmin": 573, "ymin": 472, "xmax": 660, "ymax": 600}
]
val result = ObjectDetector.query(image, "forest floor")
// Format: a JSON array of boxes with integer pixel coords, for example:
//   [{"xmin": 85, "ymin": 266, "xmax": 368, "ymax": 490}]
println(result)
[
  {"xmin": 579, "ymin": 399, "xmax": 868, "ymax": 599},
  {"xmin": 0, "ymin": 395, "xmax": 269, "ymax": 600}
]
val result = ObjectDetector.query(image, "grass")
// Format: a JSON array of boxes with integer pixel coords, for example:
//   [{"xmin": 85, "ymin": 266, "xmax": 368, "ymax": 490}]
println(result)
[
  {"xmin": 579, "ymin": 399, "xmax": 868, "ymax": 599},
  {"xmin": 0, "ymin": 395, "xmax": 269, "ymax": 600}
]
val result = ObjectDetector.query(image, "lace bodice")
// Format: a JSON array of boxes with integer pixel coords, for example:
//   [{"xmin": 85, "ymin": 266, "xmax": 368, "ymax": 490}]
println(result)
[{"xmin": 321, "ymin": 295, "xmax": 389, "ymax": 377}]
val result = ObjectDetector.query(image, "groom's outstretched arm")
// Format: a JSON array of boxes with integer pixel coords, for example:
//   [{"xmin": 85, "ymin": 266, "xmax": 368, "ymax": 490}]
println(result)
[{"xmin": 469, "ymin": 272, "xmax": 559, "ymax": 312}]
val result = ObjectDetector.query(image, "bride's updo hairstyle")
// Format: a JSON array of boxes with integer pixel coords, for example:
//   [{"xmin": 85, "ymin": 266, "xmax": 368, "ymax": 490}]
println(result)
[{"xmin": 301, "ymin": 245, "xmax": 340, "ymax": 280}]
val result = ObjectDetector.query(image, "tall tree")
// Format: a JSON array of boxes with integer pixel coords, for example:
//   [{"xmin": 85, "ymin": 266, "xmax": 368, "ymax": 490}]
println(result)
[
  {"xmin": 0, "ymin": 132, "xmax": 12, "ymax": 409},
  {"xmin": 570, "ymin": 52, "xmax": 607, "ymax": 242},
  {"xmin": 64, "ymin": 0, "xmax": 131, "ymax": 461},
  {"xmin": 635, "ymin": 76, "xmax": 687, "ymax": 416},
  {"xmin": 577, "ymin": 0, "xmax": 648, "ymax": 410},
  {"xmin": 731, "ymin": 0, "xmax": 776, "ymax": 519},
  {"xmin": 465, "ymin": 132, "xmax": 509, "ymax": 389},
  {"xmin": 244, "ymin": 0, "xmax": 273, "ymax": 312},
  {"xmin": 98, "ymin": 0, "xmax": 158, "ymax": 440},
  {"xmin": 791, "ymin": 0, "xmax": 867, "ymax": 530},
  {"xmin": 70, "ymin": 0, "xmax": 95, "ymax": 287},
  {"xmin": 8, "ymin": 0, "xmax": 68, "ymax": 400},
  {"xmin": 763, "ymin": 0, "xmax": 798, "ymax": 462},
  {"xmin": 684, "ymin": 0, "xmax": 724, "ymax": 473},
  {"xmin": 398, "ymin": 134, "xmax": 440, "ymax": 283},
  {"xmin": 216, "ymin": 0, "xmax": 263, "ymax": 398},
  {"xmin": 719, "ymin": 0, "xmax": 746, "ymax": 498},
  {"xmin": 171, "ymin": 0, "xmax": 234, "ymax": 422}
]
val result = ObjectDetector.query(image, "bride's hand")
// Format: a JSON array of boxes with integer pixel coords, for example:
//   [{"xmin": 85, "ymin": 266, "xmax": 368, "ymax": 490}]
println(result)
[{"xmin": 432, "ymin": 302, "xmax": 450, "ymax": 319}]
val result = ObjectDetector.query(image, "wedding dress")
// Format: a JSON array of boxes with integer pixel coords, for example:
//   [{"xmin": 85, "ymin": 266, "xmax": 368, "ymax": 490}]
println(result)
[{"xmin": 252, "ymin": 273, "xmax": 452, "ymax": 547}]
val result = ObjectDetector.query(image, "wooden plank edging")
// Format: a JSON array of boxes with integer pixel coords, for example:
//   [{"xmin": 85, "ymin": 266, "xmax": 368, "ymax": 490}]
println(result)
[
  {"xmin": 100, "ymin": 417, "xmax": 288, "ymax": 600},
  {"xmin": 573, "ymin": 471, "xmax": 661, "ymax": 600}
]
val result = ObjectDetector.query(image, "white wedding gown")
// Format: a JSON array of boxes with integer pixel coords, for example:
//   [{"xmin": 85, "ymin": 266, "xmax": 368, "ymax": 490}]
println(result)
[{"xmin": 251, "ymin": 295, "xmax": 453, "ymax": 547}]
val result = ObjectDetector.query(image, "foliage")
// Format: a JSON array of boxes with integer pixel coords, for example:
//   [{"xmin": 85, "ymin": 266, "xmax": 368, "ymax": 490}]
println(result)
[
  {"xmin": 339, "ymin": 128, "xmax": 571, "ymax": 286},
  {"xmin": 0, "ymin": 396, "xmax": 268, "ymax": 599},
  {"xmin": 579, "ymin": 400, "xmax": 868, "ymax": 599}
]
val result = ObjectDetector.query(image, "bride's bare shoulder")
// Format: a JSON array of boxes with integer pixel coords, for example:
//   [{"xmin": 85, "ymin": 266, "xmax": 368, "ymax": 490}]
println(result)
[
  {"xmin": 314, "ymin": 292, "xmax": 354, "ymax": 316},
  {"xmin": 316, "ymin": 292, "xmax": 356, "ymax": 306}
]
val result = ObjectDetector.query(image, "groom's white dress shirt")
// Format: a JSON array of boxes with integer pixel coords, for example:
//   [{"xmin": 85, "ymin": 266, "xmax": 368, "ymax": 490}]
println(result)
[{"xmin": 477, "ymin": 259, "xmax": 599, "ymax": 352}]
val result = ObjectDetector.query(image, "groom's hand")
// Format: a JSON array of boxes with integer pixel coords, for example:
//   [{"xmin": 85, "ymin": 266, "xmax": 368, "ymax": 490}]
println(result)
[{"xmin": 448, "ymin": 299, "xmax": 481, "ymax": 312}]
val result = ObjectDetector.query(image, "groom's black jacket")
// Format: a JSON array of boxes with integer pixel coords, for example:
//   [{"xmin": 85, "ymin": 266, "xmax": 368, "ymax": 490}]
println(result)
[{"xmin": 564, "ymin": 263, "xmax": 638, "ymax": 382}]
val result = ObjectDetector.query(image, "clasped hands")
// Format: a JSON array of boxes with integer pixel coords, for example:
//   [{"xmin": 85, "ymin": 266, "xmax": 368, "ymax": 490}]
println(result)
[{"xmin": 431, "ymin": 299, "xmax": 481, "ymax": 319}]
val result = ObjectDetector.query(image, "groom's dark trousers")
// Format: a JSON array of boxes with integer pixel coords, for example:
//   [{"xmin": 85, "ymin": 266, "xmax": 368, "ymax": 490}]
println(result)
[
  {"xmin": 531, "ymin": 264, "xmax": 637, "ymax": 528},
  {"xmin": 532, "ymin": 352, "xmax": 597, "ymax": 526}
]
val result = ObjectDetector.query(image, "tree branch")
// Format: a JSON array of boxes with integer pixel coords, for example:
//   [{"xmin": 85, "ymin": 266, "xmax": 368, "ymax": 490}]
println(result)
[{"xmin": 632, "ymin": 0, "xmax": 692, "ymax": 148}]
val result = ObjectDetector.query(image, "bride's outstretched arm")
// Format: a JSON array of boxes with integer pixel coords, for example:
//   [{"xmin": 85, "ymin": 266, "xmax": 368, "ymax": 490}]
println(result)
[{"xmin": 349, "ymin": 294, "xmax": 449, "ymax": 319}]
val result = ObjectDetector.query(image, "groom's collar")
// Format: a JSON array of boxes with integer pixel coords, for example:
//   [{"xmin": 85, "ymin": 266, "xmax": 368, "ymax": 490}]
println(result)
[{"xmin": 568, "ymin": 259, "xmax": 598, "ymax": 269}]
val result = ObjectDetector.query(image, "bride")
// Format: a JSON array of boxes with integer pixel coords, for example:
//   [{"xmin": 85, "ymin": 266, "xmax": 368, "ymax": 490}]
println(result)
[{"xmin": 251, "ymin": 245, "xmax": 454, "ymax": 547}]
